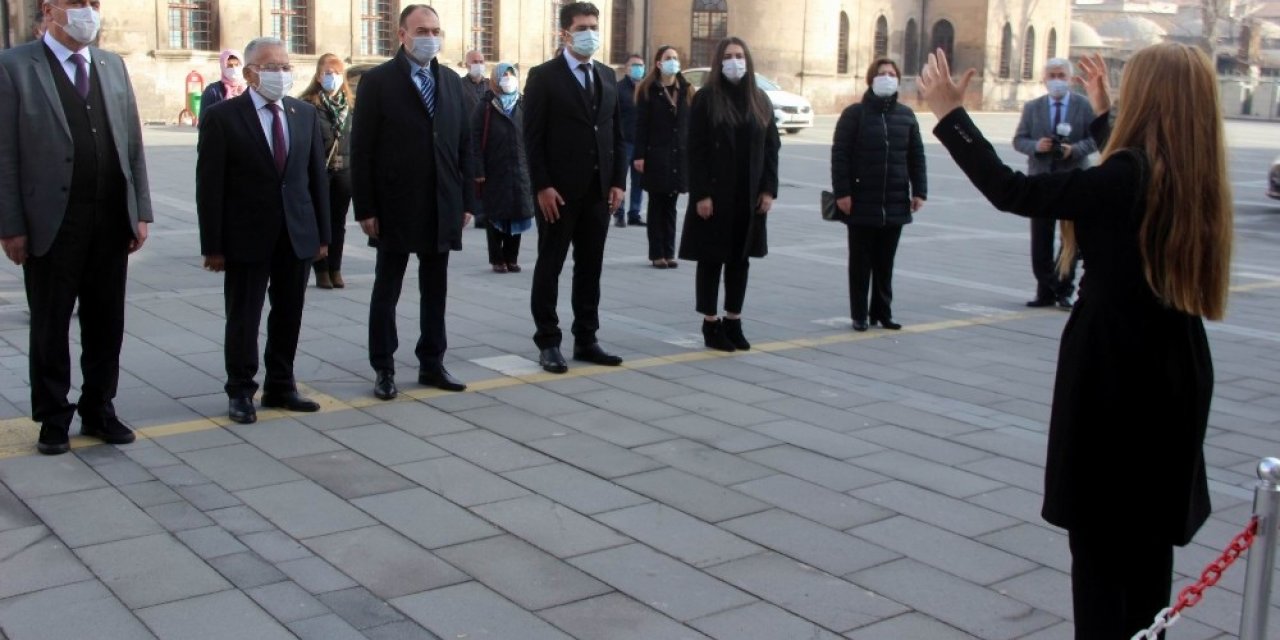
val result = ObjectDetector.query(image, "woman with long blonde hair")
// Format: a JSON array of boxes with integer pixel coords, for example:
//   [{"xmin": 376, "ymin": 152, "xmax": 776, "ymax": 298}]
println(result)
[
  {"xmin": 299, "ymin": 53, "xmax": 355, "ymax": 289},
  {"xmin": 919, "ymin": 44, "xmax": 1231, "ymax": 639}
]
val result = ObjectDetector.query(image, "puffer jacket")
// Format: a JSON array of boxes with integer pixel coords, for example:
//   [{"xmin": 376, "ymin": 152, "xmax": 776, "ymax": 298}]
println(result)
[{"xmin": 830, "ymin": 89, "xmax": 927, "ymax": 227}]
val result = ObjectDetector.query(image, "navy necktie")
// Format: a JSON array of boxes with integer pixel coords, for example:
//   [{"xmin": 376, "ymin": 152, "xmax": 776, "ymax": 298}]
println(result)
[
  {"xmin": 70, "ymin": 53, "xmax": 89, "ymax": 100},
  {"xmin": 1052, "ymin": 101, "xmax": 1063, "ymax": 130},
  {"xmin": 267, "ymin": 103, "xmax": 287, "ymax": 174},
  {"xmin": 579, "ymin": 63, "xmax": 594, "ymax": 99}
]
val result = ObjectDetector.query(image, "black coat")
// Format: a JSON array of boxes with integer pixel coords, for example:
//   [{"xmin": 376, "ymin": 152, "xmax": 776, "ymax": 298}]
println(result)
[
  {"xmin": 310, "ymin": 95, "xmax": 350, "ymax": 173},
  {"xmin": 830, "ymin": 90, "xmax": 927, "ymax": 227},
  {"xmin": 633, "ymin": 76, "xmax": 692, "ymax": 195},
  {"xmin": 523, "ymin": 56, "xmax": 627, "ymax": 201},
  {"xmin": 470, "ymin": 96, "xmax": 534, "ymax": 222},
  {"xmin": 196, "ymin": 93, "xmax": 330, "ymax": 262},
  {"xmin": 677, "ymin": 87, "xmax": 780, "ymax": 263},
  {"xmin": 349, "ymin": 51, "xmax": 474, "ymax": 254},
  {"xmin": 618, "ymin": 75, "xmax": 638, "ymax": 143},
  {"xmin": 936, "ymin": 108, "xmax": 1212, "ymax": 546}
]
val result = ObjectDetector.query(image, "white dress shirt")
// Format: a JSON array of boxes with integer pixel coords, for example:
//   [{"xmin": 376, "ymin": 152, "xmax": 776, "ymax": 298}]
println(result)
[
  {"xmin": 249, "ymin": 87, "xmax": 290, "ymax": 156},
  {"xmin": 562, "ymin": 47, "xmax": 595, "ymax": 90},
  {"xmin": 43, "ymin": 31, "xmax": 92, "ymax": 85},
  {"xmin": 1048, "ymin": 91, "xmax": 1071, "ymax": 128}
]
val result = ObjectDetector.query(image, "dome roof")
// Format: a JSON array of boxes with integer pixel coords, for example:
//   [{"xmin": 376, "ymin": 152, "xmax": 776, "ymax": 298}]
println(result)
[
  {"xmin": 1071, "ymin": 20, "xmax": 1107, "ymax": 48},
  {"xmin": 1097, "ymin": 15, "xmax": 1168, "ymax": 48}
]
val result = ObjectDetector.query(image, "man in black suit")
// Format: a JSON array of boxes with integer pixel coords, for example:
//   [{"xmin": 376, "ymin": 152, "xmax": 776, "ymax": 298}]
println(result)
[
  {"xmin": 0, "ymin": 0, "xmax": 153, "ymax": 455},
  {"xmin": 525, "ymin": 1, "xmax": 627, "ymax": 374},
  {"xmin": 351, "ymin": 4, "xmax": 474, "ymax": 400},
  {"xmin": 196, "ymin": 36, "xmax": 330, "ymax": 424}
]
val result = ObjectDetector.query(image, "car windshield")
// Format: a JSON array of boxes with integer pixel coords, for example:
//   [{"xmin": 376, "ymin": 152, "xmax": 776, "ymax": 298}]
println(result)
[{"xmin": 754, "ymin": 74, "xmax": 779, "ymax": 91}]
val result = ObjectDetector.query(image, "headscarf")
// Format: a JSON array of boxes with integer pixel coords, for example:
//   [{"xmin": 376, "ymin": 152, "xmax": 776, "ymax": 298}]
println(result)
[
  {"xmin": 219, "ymin": 49, "xmax": 246, "ymax": 99},
  {"xmin": 494, "ymin": 62, "xmax": 518, "ymax": 114}
]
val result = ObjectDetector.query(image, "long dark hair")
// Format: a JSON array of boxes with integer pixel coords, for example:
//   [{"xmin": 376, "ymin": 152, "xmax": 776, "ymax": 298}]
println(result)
[
  {"xmin": 702, "ymin": 37, "xmax": 771, "ymax": 128},
  {"xmin": 635, "ymin": 45, "xmax": 693, "ymax": 105}
]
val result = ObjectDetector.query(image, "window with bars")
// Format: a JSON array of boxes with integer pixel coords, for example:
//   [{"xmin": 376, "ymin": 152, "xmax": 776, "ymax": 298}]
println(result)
[
  {"xmin": 837, "ymin": 12, "xmax": 849, "ymax": 74},
  {"xmin": 904, "ymin": 19, "xmax": 919, "ymax": 76},
  {"xmin": 359, "ymin": 0, "xmax": 393, "ymax": 57},
  {"xmin": 168, "ymin": 1, "xmax": 214, "ymax": 50},
  {"xmin": 1022, "ymin": 26, "xmax": 1035, "ymax": 79},
  {"xmin": 873, "ymin": 15, "xmax": 888, "ymax": 59},
  {"xmin": 998, "ymin": 22, "xmax": 1012, "ymax": 79},
  {"xmin": 472, "ymin": 0, "xmax": 498, "ymax": 59},
  {"xmin": 931, "ymin": 19, "xmax": 954, "ymax": 62},
  {"xmin": 1047, "ymin": 28, "xmax": 1058, "ymax": 60},
  {"xmin": 271, "ymin": 0, "xmax": 311, "ymax": 55},
  {"xmin": 691, "ymin": 0, "xmax": 728, "ymax": 67},
  {"xmin": 610, "ymin": 0, "xmax": 630, "ymax": 64}
]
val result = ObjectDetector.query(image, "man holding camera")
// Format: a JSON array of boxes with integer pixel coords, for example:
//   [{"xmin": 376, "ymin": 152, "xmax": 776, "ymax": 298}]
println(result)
[{"xmin": 1013, "ymin": 58, "xmax": 1097, "ymax": 310}]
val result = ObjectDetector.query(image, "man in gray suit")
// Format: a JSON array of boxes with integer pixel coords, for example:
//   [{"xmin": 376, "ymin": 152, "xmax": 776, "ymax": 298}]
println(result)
[
  {"xmin": 1013, "ymin": 57, "xmax": 1096, "ymax": 310},
  {"xmin": 0, "ymin": 0, "xmax": 153, "ymax": 455}
]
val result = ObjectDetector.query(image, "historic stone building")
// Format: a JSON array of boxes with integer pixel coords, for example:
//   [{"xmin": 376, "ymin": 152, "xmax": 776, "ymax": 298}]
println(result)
[{"xmin": 4, "ymin": 0, "xmax": 1068, "ymax": 122}]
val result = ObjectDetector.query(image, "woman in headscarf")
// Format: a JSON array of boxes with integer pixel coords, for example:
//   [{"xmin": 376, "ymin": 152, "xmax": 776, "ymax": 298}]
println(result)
[
  {"xmin": 200, "ymin": 49, "xmax": 246, "ymax": 112},
  {"xmin": 471, "ymin": 62, "xmax": 534, "ymax": 273},
  {"xmin": 300, "ymin": 53, "xmax": 354, "ymax": 289}
]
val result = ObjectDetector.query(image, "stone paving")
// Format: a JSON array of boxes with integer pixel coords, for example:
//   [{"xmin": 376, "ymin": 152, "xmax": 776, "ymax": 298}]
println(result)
[{"xmin": 0, "ymin": 113, "xmax": 1278, "ymax": 639}]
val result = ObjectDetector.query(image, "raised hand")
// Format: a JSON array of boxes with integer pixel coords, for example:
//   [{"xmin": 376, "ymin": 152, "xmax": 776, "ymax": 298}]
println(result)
[
  {"xmin": 917, "ymin": 48, "xmax": 976, "ymax": 120},
  {"xmin": 1075, "ymin": 53, "xmax": 1112, "ymax": 117}
]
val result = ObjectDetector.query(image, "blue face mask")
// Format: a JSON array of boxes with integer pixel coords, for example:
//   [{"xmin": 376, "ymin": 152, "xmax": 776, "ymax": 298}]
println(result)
[
  {"xmin": 321, "ymin": 73, "xmax": 341, "ymax": 93},
  {"xmin": 629, "ymin": 64, "xmax": 645, "ymax": 81}
]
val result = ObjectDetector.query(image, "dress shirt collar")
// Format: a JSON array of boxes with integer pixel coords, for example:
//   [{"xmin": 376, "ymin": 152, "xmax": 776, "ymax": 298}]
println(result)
[
  {"xmin": 563, "ymin": 47, "xmax": 593, "ymax": 73},
  {"xmin": 249, "ymin": 87, "xmax": 281, "ymax": 111},
  {"xmin": 43, "ymin": 31, "xmax": 91, "ymax": 65}
]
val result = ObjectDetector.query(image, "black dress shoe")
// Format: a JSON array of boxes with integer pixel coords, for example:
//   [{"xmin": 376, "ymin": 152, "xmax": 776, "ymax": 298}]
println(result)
[
  {"xmin": 260, "ymin": 391, "xmax": 321, "ymax": 413},
  {"xmin": 573, "ymin": 343, "xmax": 623, "ymax": 366},
  {"xmin": 1056, "ymin": 295, "xmax": 1074, "ymax": 310},
  {"xmin": 702, "ymin": 319, "xmax": 736, "ymax": 352},
  {"xmin": 374, "ymin": 370, "xmax": 398, "ymax": 400},
  {"xmin": 628, "ymin": 218, "xmax": 646, "ymax": 227},
  {"xmin": 228, "ymin": 396, "xmax": 257, "ymax": 424},
  {"xmin": 1026, "ymin": 298, "xmax": 1055, "ymax": 308},
  {"xmin": 539, "ymin": 347, "xmax": 568, "ymax": 374},
  {"xmin": 419, "ymin": 366, "xmax": 466, "ymax": 392},
  {"xmin": 721, "ymin": 317, "xmax": 751, "ymax": 351},
  {"xmin": 37, "ymin": 423, "xmax": 70, "ymax": 455},
  {"xmin": 873, "ymin": 318, "xmax": 903, "ymax": 331},
  {"xmin": 80, "ymin": 414, "xmax": 136, "ymax": 445},
  {"xmin": 852, "ymin": 319, "xmax": 869, "ymax": 332}
]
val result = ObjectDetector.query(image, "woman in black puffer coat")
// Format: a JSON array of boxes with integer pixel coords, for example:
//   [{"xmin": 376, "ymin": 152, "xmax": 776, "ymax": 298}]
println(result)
[{"xmin": 830, "ymin": 57, "xmax": 927, "ymax": 331}]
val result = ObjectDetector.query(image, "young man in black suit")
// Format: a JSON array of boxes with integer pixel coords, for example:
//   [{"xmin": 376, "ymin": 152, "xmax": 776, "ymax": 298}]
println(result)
[
  {"xmin": 524, "ymin": 1, "xmax": 627, "ymax": 373},
  {"xmin": 350, "ymin": 4, "xmax": 474, "ymax": 400},
  {"xmin": 196, "ymin": 37, "xmax": 330, "ymax": 424}
]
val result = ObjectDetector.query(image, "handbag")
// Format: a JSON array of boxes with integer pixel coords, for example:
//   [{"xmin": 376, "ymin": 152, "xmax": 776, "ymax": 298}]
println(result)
[{"xmin": 820, "ymin": 190, "xmax": 841, "ymax": 221}]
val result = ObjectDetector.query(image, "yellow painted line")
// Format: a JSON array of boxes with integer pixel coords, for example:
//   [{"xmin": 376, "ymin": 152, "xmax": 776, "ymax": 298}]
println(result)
[{"xmin": 0, "ymin": 308, "xmax": 1048, "ymax": 460}]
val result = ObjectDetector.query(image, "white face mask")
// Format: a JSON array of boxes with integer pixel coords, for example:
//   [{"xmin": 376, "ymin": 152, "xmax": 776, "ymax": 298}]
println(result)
[
  {"xmin": 659, "ymin": 59, "xmax": 680, "ymax": 76},
  {"xmin": 410, "ymin": 36, "xmax": 441, "ymax": 64},
  {"xmin": 1046, "ymin": 79, "xmax": 1070, "ymax": 99},
  {"xmin": 499, "ymin": 76, "xmax": 519, "ymax": 95},
  {"xmin": 255, "ymin": 70, "xmax": 293, "ymax": 102},
  {"xmin": 56, "ymin": 5, "xmax": 101, "ymax": 45},
  {"xmin": 224, "ymin": 67, "xmax": 243, "ymax": 83},
  {"xmin": 872, "ymin": 75, "xmax": 899, "ymax": 97},
  {"xmin": 468, "ymin": 63, "xmax": 485, "ymax": 79},
  {"xmin": 721, "ymin": 59, "xmax": 747, "ymax": 83},
  {"xmin": 321, "ymin": 72, "xmax": 341, "ymax": 93},
  {"xmin": 569, "ymin": 29, "xmax": 600, "ymax": 58}
]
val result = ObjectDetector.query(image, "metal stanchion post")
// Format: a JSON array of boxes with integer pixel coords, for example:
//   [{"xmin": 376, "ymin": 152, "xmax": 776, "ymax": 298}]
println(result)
[{"xmin": 1240, "ymin": 457, "xmax": 1280, "ymax": 640}]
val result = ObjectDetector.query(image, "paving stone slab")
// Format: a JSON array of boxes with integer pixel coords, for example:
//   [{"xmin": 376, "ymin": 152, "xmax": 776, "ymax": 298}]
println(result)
[
  {"xmin": 689, "ymin": 601, "xmax": 846, "ymax": 640},
  {"xmin": 452, "ymin": 405, "xmax": 577, "ymax": 442},
  {"xmin": 843, "ymin": 612, "xmax": 981, "ymax": 640},
  {"xmin": 0, "ymin": 485, "xmax": 40, "ymax": 533},
  {"xmin": 741, "ymin": 445, "xmax": 889, "ymax": 492},
  {"xmin": 616, "ymin": 467, "xmax": 771, "ymax": 523},
  {"xmin": 853, "ymin": 425, "xmax": 991, "ymax": 466},
  {"xmin": 472, "ymin": 495, "xmax": 632, "ymax": 558},
  {"xmin": 527, "ymin": 433, "xmax": 666, "ymax": 478},
  {"xmin": 236, "ymin": 480, "xmax": 376, "ymax": 539},
  {"xmin": 572, "ymin": 388, "xmax": 690, "ymax": 422},
  {"xmin": 246, "ymin": 580, "xmax": 331, "ymax": 623},
  {"xmin": 77, "ymin": 532, "xmax": 231, "ymax": 609},
  {"xmin": 648, "ymin": 414, "xmax": 782, "ymax": 453},
  {"xmin": 93, "ymin": 459, "xmax": 155, "ymax": 486},
  {"xmin": 594, "ymin": 503, "xmax": 761, "ymax": 568},
  {"xmin": 239, "ymin": 529, "xmax": 314, "ymax": 563},
  {"xmin": 428, "ymin": 429, "xmax": 554, "ymax": 472},
  {"xmin": 27, "ymin": 485, "xmax": 163, "ymax": 548},
  {"xmin": 208, "ymin": 550, "xmax": 288, "ymax": 589},
  {"xmin": 721, "ymin": 510, "xmax": 900, "ymax": 576},
  {"xmin": 391, "ymin": 581, "xmax": 574, "ymax": 640},
  {"xmin": 393, "ymin": 456, "xmax": 531, "ymax": 507},
  {"xmin": 148, "ymin": 463, "xmax": 211, "ymax": 487},
  {"xmin": 0, "ymin": 454, "xmax": 107, "ymax": 499},
  {"xmin": 276, "ymin": 555, "xmax": 360, "ymax": 594},
  {"xmin": 361, "ymin": 403, "xmax": 478, "ymax": 438},
  {"xmin": 975, "ymin": 523, "xmax": 1072, "ymax": 574},
  {"xmin": 633, "ymin": 439, "xmax": 775, "ymax": 485},
  {"xmin": 851, "ymin": 481, "xmax": 1019, "ymax": 538},
  {"xmin": 0, "ymin": 526, "xmax": 94, "ymax": 599},
  {"xmin": 733, "ymin": 474, "xmax": 893, "ymax": 530},
  {"xmin": 118, "ymin": 480, "xmax": 185, "ymax": 508},
  {"xmin": 328, "ymin": 424, "xmax": 451, "ymax": 466},
  {"xmin": 136, "ymin": 589, "xmax": 295, "ymax": 640},
  {"xmin": 570, "ymin": 543, "xmax": 756, "ymax": 622},
  {"xmin": 287, "ymin": 613, "xmax": 366, "ymax": 640},
  {"xmin": 305, "ymin": 525, "xmax": 468, "ymax": 599},
  {"xmin": 851, "ymin": 515, "xmax": 1039, "ymax": 585},
  {"xmin": 539, "ymin": 592, "xmax": 711, "ymax": 639},
  {"xmin": 851, "ymin": 450, "xmax": 1007, "ymax": 499},
  {"xmin": 352, "ymin": 487, "xmax": 501, "ymax": 549},
  {"xmin": 362, "ymin": 620, "xmax": 443, "ymax": 640},
  {"xmin": 435, "ymin": 535, "xmax": 613, "ymax": 610},
  {"xmin": 551, "ymin": 409, "xmax": 678, "ymax": 448},
  {"xmin": 0, "ymin": 579, "xmax": 156, "ymax": 640},
  {"xmin": 501, "ymin": 463, "xmax": 651, "ymax": 515},
  {"xmin": 227, "ymin": 418, "xmax": 344, "ymax": 459},
  {"xmin": 747, "ymin": 421, "xmax": 884, "ymax": 459},
  {"xmin": 176, "ymin": 525, "xmax": 250, "ymax": 559},
  {"xmin": 317, "ymin": 586, "xmax": 408, "ymax": 629},
  {"xmin": 206, "ymin": 505, "xmax": 275, "ymax": 535},
  {"xmin": 991, "ymin": 567, "xmax": 1074, "ymax": 620},
  {"xmin": 284, "ymin": 450, "xmax": 416, "ymax": 499},
  {"xmin": 151, "ymin": 426, "xmax": 244, "ymax": 454},
  {"xmin": 179, "ymin": 444, "xmax": 304, "ymax": 491}
]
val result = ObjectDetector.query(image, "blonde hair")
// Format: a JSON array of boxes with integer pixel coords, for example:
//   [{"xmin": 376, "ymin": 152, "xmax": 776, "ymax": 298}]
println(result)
[
  {"xmin": 299, "ymin": 53, "xmax": 354, "ymax": 106},
  {"xmin": 1059, "ymin": 43, "xmax": 1232, "ymax": 320}
]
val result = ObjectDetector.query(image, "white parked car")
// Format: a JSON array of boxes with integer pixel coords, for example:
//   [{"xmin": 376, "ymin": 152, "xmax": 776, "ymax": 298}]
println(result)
[{"xmin": 682, "ymin": 67, "xmax": 814, "ymax": 134}]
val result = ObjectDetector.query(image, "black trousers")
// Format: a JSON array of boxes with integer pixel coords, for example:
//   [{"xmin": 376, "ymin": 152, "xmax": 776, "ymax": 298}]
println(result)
[
  {"xmin": 486, "ymin": 225, "xmax": 522, "ymax": 266},
  {"xmin": 223, "ymin": 232, "xmax": 310, "ymax": 398},
  {"xmin": 1068, "ymin": 529, "xmax": 1173, "ymax": 640},
  {"xmin": 314, "ymin": 169, "xmax": 351, "ymax": 273},
  {"xmin": 23, "ymin": 202, "xmax": 130, "ymax": 426},
  {"xmin": 646, "ymin": 192, "xmax": 679, "ymax": 260},
  {"xmin": 847, "ymin": 224, "xmax": 903, "ymax": 323},
  {"xmin": 369, "ymin": 248, "xmax": 450, "ymax": 373},
  {"xmin": 530, "ymin": 194, "xmax": 609, "ymax": 349},
  {"xmin": 1031, "ymin": 217, "xmax": 1078, "ymax": 300},
  {"xmin": 695, "ymin": 259, "xmax": 749, "ymax": 316}
]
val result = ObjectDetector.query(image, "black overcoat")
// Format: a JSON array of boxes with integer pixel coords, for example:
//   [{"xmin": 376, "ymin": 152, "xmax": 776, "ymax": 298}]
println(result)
[
  {"xmin": 830, "ymin": 89, "xmax": 927, "ymax": 227},
  {"xmin": 633, "ymin": 76, "xmax": 691, "ymax": 195},
  {"xmin": 470, "ymin": 96, "xmax": 534, "ymax": 222}
]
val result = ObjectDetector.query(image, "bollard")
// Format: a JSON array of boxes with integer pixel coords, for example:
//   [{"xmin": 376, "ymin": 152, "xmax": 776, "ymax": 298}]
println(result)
[{"xmin": 1239, "ymin": 457, "xmax": 1280, "ymax": 640}]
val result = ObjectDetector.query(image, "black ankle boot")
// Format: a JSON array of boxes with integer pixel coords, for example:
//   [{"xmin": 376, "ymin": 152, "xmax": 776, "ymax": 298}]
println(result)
[
  {"xmin": 702, "ymin": 319, "xmax": 736, "ymax": 352},
  {"xmin": 721, "ymin": 317, "xmax": 750, "ymax": 351}
]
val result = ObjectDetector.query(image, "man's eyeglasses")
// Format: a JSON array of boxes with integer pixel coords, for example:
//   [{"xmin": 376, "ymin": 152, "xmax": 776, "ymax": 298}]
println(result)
[{"xmin": 250, "ymin": 64, "xmax": 294, "ymax": 73}]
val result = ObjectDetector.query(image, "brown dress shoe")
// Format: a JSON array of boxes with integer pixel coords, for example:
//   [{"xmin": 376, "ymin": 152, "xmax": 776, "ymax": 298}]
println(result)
[
  {"xmin": 330, "ymin": 271, "xmax": 345, "ymax": 288},
  {"xmin": 315, "ymin": 270, "xmax": 333, "ymax": 289}
]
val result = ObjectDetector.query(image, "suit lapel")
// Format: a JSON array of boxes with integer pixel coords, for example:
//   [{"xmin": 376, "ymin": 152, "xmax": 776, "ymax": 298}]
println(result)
[
  {"xmin": 30, "ymin": 43, "xmax": 71, "ymax": 141},
  {"xmin": 282, "ymin": 98, "xmax": 307, "ymax": 176},
  {"xmin": 234, "ymin": 94, "xmax": 277, "ymax": 173},
  {"xmin": 93, "ymin": 50, "xmax": 130, "ymax": 171},
  {"xmin": 555, "ymin": 57, "xmax": 592, "ymax": 121}
]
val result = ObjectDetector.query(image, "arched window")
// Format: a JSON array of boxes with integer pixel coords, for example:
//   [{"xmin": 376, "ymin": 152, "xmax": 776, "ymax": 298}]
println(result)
[
  {"xmin": 998, "ymin": 22, "xmax": 1012, "ymax": 79},
  {"xmin": 471, "ymin": 0, "xmax": 498, "ymax": 59},
  {"xmin": 610, "ymin": 0, "xmax": 630, "ymax": 64},
  {"xmin": 930, "ymin": 19, "xmax": 954, "ymax": 63},
  {"xmin": 903, "ymin": 19, "xmax": 919, "ymax": 76},
  {"xmin": 1047, "ymin": 27, "xmax": 1058, "ymax": 59},
  {"xmin": 837, "ymin": 12, "xmax": 850, "ymax": 74},
  {"xmin": 1022, "ymin": 26, "xmax": 1035, "ymax": 79},
  {"xmin": 692, "ymin": 0, "xmax": 729, "ymax": 67},
  {"xmin": 873, "ymin": 15, "xmax": 888, "ymax": 58}
]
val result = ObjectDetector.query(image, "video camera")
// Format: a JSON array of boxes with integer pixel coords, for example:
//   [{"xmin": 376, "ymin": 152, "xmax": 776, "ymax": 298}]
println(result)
[{"xmin": 1050, "ymin": 122, "xmax": 1073, "ymax": 160}]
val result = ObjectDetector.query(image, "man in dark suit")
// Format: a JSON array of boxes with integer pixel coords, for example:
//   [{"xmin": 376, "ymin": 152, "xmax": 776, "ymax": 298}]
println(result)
[
  {"xmin": 0, "ymin": 0, "xmax": 153, "ymax": 455},
  {"xmin": 525, "ymin": 1, "xmax": 627, "ymax": 374},
  {"xmin": 196, "ymin": 36, "xmax": 330, "ymax": 425},
  {"xmin": 1013, "ymin": 57, "xmax": 1097, "ymax": 310},
  {"xmin": 351, "ymin": 4, "xmax": 474, "ymax": 401},
  {"xmin": 613, "ymin": 52, "xmax": 645, "ymax": 228}
]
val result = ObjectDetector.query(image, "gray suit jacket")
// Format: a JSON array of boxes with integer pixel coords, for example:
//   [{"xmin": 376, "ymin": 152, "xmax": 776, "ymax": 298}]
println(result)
[
  {"xmin": 0, "ymin": 39, "xmax": 153, "ymax": 257},
  {"xmin": 1012, "ymin": 93, "xmax": 1098, "ymax": 175}
]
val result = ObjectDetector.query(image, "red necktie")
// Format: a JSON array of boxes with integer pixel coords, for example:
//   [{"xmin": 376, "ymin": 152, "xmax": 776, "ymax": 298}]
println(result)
[{"xmin": 267, "ymin": 103, "xmax": 287, "ymax": 174}]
